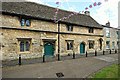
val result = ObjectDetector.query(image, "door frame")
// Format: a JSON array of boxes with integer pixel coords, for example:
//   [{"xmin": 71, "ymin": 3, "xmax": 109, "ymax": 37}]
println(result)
[
  {"xmin": 80, "ymin": 42, "xmax": 86, "ymax": 54},
  {"xmin": 44, "ymin": 41, "xmax": 55, "ymax": 56}
]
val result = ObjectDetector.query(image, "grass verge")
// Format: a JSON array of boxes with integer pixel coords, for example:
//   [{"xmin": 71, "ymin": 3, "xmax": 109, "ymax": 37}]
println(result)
[{"xmin": 90, "ymin": 64, "xmax": 119, "ymax": 79}]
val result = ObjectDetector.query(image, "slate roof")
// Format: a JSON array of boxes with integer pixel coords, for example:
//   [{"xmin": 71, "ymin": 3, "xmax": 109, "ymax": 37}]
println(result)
[{"xmin": 1, "ymin": 2, "xmax": 103, "ymax": 28}]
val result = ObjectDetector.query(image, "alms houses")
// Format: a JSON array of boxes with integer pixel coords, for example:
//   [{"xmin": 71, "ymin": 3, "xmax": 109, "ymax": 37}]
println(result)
[{"xmin": 1, "ymin": 2, "xmax": 104, "ymax": 61}]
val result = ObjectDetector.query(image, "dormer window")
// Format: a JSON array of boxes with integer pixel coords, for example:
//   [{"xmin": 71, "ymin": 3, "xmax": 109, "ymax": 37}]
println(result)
[
  {"xmin": 88, "ymin": 27, "xmax": 94, "ymax": 33},
  {"xmin": 66, "ymin": 24, "xmax": 73, "ymax": 31},
  {"xmin": 20, "ymin": 18, "xmax": 31, "ymax": 27}
]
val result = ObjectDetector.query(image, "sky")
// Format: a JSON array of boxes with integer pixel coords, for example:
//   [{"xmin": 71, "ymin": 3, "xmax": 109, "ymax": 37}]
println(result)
[{"xmin": 26, "ymin": 0, "xmax": 120, "ymax": 28}]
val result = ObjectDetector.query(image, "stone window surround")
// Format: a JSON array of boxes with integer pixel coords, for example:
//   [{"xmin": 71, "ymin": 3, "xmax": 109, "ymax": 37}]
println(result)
[
  {"xmin": 17, "ymin": 38, "xmax": 32, "ymax": 53},
  {"xmin": 106, "ymin": 41, "xmax": 110, "ymax": 49},
  {"xmin": 66, "ymin": 40, "xmax": 74, "ymax": 50},
  {"xmin": 88, "ymin": 27, "xmax": 94, "ymax": 33},
  {"xmin": 20, "ymin": 17, "xmax": 31, "ymax": 27},
  {"xmin": 66, "ymin": 24, "xmax": 73, "ymax": 31},
  {"xmin": 106, "ymin": 28, "xmax": 110, "ymax": 38},
  {"xmin": 88, "ymin": 40, "xmax": 95, "ymax": 49}
]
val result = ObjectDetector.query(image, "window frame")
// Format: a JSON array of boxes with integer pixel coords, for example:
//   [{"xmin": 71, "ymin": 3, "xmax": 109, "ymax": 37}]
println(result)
[
  {"xmin": 20, "ymin": 40, "xmax": 30, "ymax": 52},
  {"xmin": 88, "ymin": 27, "xmax": 94, "ymax": 33},
  {"xmin": 66, "ymin": 40, "xmax": 74, "ymax": 50},
  {"xmin": 106, "ymin": 41, "xmax": 110, "ymax": 49},
  {"xmin": 106, "ymin": 28, "xmax": 110, "ymax": 38},
  {"xmin": 26, "ymin": 19, "xmax": 31, "ymax": 27},
  {"xmin": 20, "ymin": 17, "xmax": 31, "ymax": 27},
  {"xmin": 88, "ymin": 40, "xmax": 95, "ymax": 49},
  {"xmin": 66, "ymin": 24, "xmax": 73, "ymax": 31},
  {"xmin": 112, "ymin": 42, "xmax": 115, "ymax": 49},
  {"xmin": 20, "ymin": 19, "xmax": 25, "ymax": 26},
  {"xmin": 18, "ymin": 38, "xmax": 31, "ymax": 52}
]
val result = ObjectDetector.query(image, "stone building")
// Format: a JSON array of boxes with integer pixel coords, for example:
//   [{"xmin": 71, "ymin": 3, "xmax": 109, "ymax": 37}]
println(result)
[
  {"xmin": 102, "ymin": 22, "xmax": 119, "ymax": 51},
  {"xmin": 1, "ymin": 2, "xmax": 104, "ymax": 61}
]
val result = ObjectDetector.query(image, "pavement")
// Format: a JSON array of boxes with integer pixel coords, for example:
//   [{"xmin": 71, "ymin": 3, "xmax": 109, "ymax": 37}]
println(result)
[
  {"xmin": 2, "ymin": 53, "xmax": 118, "ymax": 78},
  {"xmin": 2, "ymin": 50, "xmax": 115, "ymax": 67}
]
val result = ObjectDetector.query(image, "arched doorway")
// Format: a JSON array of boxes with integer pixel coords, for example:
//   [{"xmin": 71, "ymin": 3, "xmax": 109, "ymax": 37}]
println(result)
[
  {"xmin": 44, "ymin": 42, "xmax": 54, "ymax": 56},
  {"xmin": 80, "ymin": 42, "xmax": 85, "ymax": 54}
]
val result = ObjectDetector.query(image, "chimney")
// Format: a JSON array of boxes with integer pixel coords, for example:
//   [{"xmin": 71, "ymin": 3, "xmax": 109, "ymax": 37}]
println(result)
[
  {"xmin": 106, "ymin": 21, "xmax": 110, "ymax": 27},
  {"xmin": 84, "ymin": 11, "xmax": 90, "ymax": 16}
]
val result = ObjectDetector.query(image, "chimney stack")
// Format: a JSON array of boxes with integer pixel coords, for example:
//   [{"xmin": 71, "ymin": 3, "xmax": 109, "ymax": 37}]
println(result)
[
  {"xmin": 106, "ymin": 21, "xmax": 110, "ymax": 26},
  {"xmin": 84, "ymin": 11, "xmax": 90, "ymax": 16}
]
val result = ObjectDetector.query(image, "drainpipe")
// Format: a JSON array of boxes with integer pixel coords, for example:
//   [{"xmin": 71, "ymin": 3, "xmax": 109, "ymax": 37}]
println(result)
[{"xmin": 58, "ymin": 22, "xmax": 60, "ymax": 61}]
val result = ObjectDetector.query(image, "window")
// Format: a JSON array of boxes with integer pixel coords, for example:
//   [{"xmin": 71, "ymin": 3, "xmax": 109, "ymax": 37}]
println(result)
[
  {"xmin": 20, "ymin": 18, "xmax": 31, "ymax": 27},
  {"xmin": 116, "ymin": 31, "xmax": 119, "ymax": 39},
  {"xmin": 88, "ymin": 40, "xmax": 94, "ymax": 49},
  {"xmin": 66, "ymin": 24, "xmax": 73, "ymax": 31},
  {"xmin": 19, "ymin": 40, "xmax": 31, "ymax": 52},
  {"xmin": 117, "ymin": 41, "xmax": 119, "ymax": 48},
  {"xmin": 99, "ymin": 38, "xmax": 103, "ymax": 50},
  {"xmin": 88, "ymin": 28, "xmax": 94, "ymax": 33},
  {"xmin": 106, "ymin": 28, "xmax": 110, "ymax": 38},
  {"xmin": 106, "ymin": 41, "xmax": 110, "ymax": 49},
  {"xmin": 66, "ymin": 40, "xmax": 73, "ymax": 50},
  {"xmin": 21, "ymin": 19, "xmax": 25, "ymax": 26},
  {"xmin": 112, "ymin": 42, "xmax": 115, "ymax": 49},
  {"xmin": 26, "ymin": 19, "xmax": 31, "ymax": 26}
]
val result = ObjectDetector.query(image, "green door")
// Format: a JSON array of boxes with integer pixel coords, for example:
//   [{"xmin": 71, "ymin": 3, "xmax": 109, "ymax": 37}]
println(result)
[
  {"xmin": 44, "ymin": 42, "xmax": 54, "ymax": 56},
  {"xmin": 80, "ymin": 43, "xmax": 85, "ymax": 54}
]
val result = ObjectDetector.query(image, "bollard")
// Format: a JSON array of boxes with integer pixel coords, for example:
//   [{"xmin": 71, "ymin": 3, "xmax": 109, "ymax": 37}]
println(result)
[
  {"xmin": 103, "ymin": 50, "xmax": 105, "ymax": 55},
  {"xmin": 58, "ymin": 54, "xmax": 60, "ymax": 61},
  {"xmin": 86, "ymin": 51, "xmax": 87, "ymax": 57},
  {"xmin": 110, "ymin": 49, "xmax": 111, "ymax": 54},
  {"xmin": 19, "ymin": 54, "xmax": 21, "ymax": 65},
  {"xmin": 115, "ymin": 49, "xmax": 117, "ymax": 54},
  {"xmin": 43, "ymin": 55, "xmax": 45, "ymax": 62},
  {"xmin": 95, "ymin": 50, "xmax": 97, "ymax": 56},
  {"xmin": 73, "ymin": 52, "xmax": 75, "ymax": 59}
]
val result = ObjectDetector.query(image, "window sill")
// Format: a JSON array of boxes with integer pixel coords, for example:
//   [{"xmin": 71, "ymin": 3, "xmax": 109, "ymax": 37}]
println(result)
[
  {"xmin": 89, "ymin": 48, "xmax": 94, "ymax": 50},
  {"xmin": 66, "ymin": 50, "xmax": 73, "ymax": 51},
  {"xmin": 19, "ymin": 51, "xmax": 30, "ymax": 54}
]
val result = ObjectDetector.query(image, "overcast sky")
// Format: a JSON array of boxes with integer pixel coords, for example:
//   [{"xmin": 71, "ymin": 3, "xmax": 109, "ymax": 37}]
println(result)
[{"xmin": 26, "ymin": 0, "xmax": 119, "ymax": 28}]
